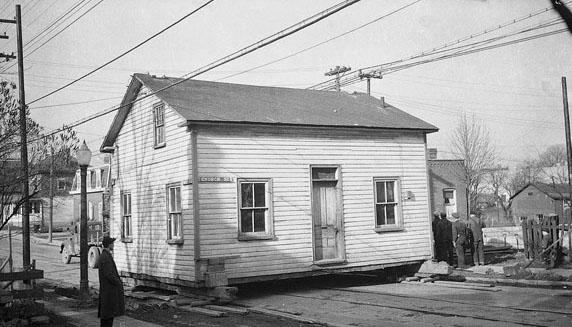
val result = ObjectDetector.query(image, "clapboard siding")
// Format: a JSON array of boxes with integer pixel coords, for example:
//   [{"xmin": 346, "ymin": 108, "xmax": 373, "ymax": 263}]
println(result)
[
  {"xmin": 111, "ymin": 89, "xmax": 196, "ymax": 282},
  {"xmin": 194, "ymin": 124, "xmax": 432, "ymax": 280}
]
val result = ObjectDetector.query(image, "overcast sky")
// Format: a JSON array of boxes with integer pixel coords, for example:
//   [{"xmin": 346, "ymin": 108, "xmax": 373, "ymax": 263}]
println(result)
[{"xmin": 0, "ymin": 0, "xmax": 571, "ymax": 168}]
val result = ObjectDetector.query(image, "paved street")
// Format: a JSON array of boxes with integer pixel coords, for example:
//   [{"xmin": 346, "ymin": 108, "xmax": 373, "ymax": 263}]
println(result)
[
  {"xmin": 2, "ymin": 229, "xmax": 572, "ymax": 327},
  {"xmin": 0, "ymin": 229, "xmax": 99, "ymax": 290}
]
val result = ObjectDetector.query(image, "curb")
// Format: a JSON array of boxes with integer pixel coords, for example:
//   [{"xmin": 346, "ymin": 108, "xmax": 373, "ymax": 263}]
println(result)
[{"xmin": 463, "ymin": 276, "xmax": 572, "ymax": 288}]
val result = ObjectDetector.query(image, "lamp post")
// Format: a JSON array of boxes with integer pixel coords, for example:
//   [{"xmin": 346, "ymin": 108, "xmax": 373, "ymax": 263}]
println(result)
[{"xmin": 77, "ymin": 141, "xmax": 92, "ymax": 302}]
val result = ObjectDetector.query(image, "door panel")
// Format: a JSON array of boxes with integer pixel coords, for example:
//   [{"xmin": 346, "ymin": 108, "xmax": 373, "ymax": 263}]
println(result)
[{"xmin": 312, "ymin": 181, "xmax": 340, "ymax": 261}]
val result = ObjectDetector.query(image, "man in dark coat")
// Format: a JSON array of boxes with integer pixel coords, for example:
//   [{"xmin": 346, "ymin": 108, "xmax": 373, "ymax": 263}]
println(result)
[
  {"xmin": 451, "ymin": 212, "xmax": 468, "ymax": 268},
  {"xmin": 438, "ymin": 212, "xmax": 454, "ymax": 266},
  {"xmin": 468, "ymin": 213, "xmax": 486, "ymax": 266},
  {"xmin": 98, "ymin": 236, "xmax": 125, "ymax": 327},
  {"xmin": 432, "ymin": 211, "xmax": 443, "ymax": 261}
]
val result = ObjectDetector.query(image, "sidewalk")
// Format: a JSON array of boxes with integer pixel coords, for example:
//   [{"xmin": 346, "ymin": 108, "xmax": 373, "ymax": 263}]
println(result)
[{"xmin": 27, "ymin": 234, "xmax": 165, "ymax": 327}]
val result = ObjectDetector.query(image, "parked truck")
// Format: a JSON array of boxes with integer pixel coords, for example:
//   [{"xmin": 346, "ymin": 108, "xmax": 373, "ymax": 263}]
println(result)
[{"xmin": 59, "ymin": 220, "xmax": 105, "ymax": 269}]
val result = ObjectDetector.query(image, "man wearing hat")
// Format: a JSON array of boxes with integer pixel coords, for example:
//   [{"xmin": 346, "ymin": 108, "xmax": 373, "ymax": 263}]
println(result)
[
  {"xmin": 451, "ymin": 212, "xmax": 468, "ymax": 268},
  {"xmin": 98, "ymin": 236, "xmax": 125, "ymax": 327}
]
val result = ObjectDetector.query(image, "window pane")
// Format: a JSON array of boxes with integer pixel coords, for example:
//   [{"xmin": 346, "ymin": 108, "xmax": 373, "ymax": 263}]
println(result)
[
  {"xmin": 170, "ymin": 188, "xmax": 176, "ymax": 211},
  {"xmin": 253, "ymin": 209, "xmax": 266, "ymax": 232},
  {"xmin": 376, "ymin": 204, "xmax": 386, "ymax": 226},
  {"xmin": 241, "ymin": 183, "xmax": 253, "ymax": 207},
  {"xmin": 171, "ymin": 213, "xmax": 180, "ymax": 237},
  {"xmin": 175, "ymin": 187, "xmax": 181, "ymax": 211},
  {"xmin": 241, "ymin": 209, "xmax": 253, "ymax": 232},
  {"xmin": 386, "ymin": 181, "xmax": 395, "ymax": 202},
  {"xmin": 254, "ymin": 183, "xmax": 265, "ymax": 207},
  {"xmin": 376, "ymin": 182, "xmax": 386, "ymax": 203},
  {"xmin": 386, "ymin": 204, "xmax": 396, "ymax": 225}
]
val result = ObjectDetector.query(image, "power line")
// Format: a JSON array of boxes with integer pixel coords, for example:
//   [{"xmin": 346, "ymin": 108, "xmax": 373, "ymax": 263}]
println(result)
[
  {"xmin": 215, "ymin": 0, "xmax": 421, "ymax": 82},
  {"xmin": 315, "ymin": 25, "xmax": 568, "ymax": 91},
  {"xmin": 27, "ymin": 0, "xmax": 215, "ymax": 106},
  {"xmin": 24, "ymin": 0, "xmax": 103, "ymax": 59},
  {"xmin": 309, "ymin": 1, "xmax": 570, "ymax": 90},
  {"xmin": 29, "ymin": 0, "xmax": 363, "ymax": 143}
]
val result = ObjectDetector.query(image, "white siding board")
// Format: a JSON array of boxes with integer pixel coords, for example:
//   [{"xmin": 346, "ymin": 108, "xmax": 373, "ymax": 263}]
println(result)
[
  {"xmin": 111, "ymin": 88, "xmax": 196, "ymax": 282},
  {"xmin": 193, "ymin": 125, "xmax": 432, "ymax": 280}
]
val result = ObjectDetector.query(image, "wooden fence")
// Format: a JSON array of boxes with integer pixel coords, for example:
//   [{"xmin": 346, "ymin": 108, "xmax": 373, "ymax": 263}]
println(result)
[{"xmin": 521, "ymin": 214, "xmax": 572, "ymax": 265}]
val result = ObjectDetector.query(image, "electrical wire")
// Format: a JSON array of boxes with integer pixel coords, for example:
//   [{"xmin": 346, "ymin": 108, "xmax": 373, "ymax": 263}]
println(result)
[
  {"xmin": 215, "ymin": 0, "xmax": 421, "ymax": 82},
  {"xmin": 27, "ymin": 0, "xmax": 362, "ymax": 143},
  {"xmin": 308, "ymin": 1, "xmax": 570, "ymax": 90},
  {"xmin": 27, "ymin": 0, "xmax": 216, "ymax": 106}
]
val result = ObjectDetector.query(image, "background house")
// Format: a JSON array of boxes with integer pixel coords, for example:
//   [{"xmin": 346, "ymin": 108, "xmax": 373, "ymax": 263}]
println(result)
[
  {"xmin": 101, "ymin": 73, "xmax": 438, "ymax": 289},
  {"xmin": 69, "ymin": 153, "xmax": 112, "ymax": 231},
  {"xmin": 510, "ymin": 183, "xmax": 571, "ymax": 221},
  {"xmin": 8, "ymin": 156, "xmax": 77, "ymax": 231},
  {"xmin": 427, "ymin": 149, "xmax": 468, "ymax": 218}
]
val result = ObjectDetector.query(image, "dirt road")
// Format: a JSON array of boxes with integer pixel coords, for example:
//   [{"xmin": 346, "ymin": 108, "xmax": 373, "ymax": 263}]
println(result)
[
  {"xmin": 237, "ymin": 277, "xmax": 572, "ymax": 327},
  {"xmin": 3, "ymin": 231, "xmax": 572, "ymax": 327}
]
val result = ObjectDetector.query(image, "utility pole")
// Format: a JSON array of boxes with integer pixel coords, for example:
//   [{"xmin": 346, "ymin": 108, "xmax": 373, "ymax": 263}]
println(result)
[
  {"xmin": 562, "ymin": 77, "xmax": 572, "ymax": 226},
  {"xmin": 358, "ymin": 69, "xmax": 383, "ymax": 95},
  {"xmin": 325, "ymin": 66, "xmax": 351, "ymax": 91},
  {"xmin": 1, "ymin": 6, "xmax": 31, "ymax": 270}
]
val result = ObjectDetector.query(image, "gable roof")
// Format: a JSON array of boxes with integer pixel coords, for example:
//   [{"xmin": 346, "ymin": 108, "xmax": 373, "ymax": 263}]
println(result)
[
  {"xmin": 101, "ymin": 73, "xmax": 438, "ymax": 151},
  {"xmin": 511, "ymin": 183, "xmax": 572, "ymax": 200}
]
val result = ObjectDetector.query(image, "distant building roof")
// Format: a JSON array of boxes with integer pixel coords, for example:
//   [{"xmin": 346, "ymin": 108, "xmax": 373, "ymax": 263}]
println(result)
[
  {"xmin": 102, "ymin": 74, "xmax": 438, "ymax": 151},
  {"xmin": 511, "ymin": 183, "xmax": 572, "ymax": 200}
]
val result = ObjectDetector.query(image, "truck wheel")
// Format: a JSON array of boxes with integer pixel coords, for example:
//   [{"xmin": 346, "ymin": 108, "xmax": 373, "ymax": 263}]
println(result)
[
  {"xmin": 88, "ymin": 246, "xmax": 101, "ymax": 269},
  {"xmin": 61, "ymin": 247, "xmax": 72, "ymax": 264}
]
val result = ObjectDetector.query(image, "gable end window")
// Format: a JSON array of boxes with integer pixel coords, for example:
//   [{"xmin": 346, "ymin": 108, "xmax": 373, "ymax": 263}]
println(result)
[
  {"xmin": 167, "ymin": 183, "xmax": 183, "ymax": 244},
  {"xmin": 153, "ymin": 102, "xmax": 165, "ymax": 147},
  {"xmin": 374, "ymin": 178, "xmax": 403, "ymax": 232},
  {"xmin": 238, "ymin": 179, "xmax": 273, "ymax": 240},
  {"xmin": 121, "ymin": 192, "xmax": 132, "ymax": 241}
]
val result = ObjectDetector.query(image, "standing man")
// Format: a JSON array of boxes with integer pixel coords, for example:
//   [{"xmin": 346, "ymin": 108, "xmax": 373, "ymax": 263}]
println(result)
[
  {"xmin": 438, "ymin": 212, "xmax": 454, "ymax": 266},
  {"xmin": 468, "ymin": 213, "xmax": 486, "ymax": 266},
  {"xmin": 98, "ymin": 236, "xmax": 125, "ymax": 327},
  {"xmin": 432, "ymin": 211, "xmax": 443, "ymax": 261},
  {"xmin": 451, "ymin": 212, "xmax": 468, "ymax": 268}
]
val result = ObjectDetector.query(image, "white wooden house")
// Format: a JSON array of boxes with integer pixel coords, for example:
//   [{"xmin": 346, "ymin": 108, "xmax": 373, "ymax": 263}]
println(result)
[{"xmin": 100, "ymin": 73, "xmax": 438, "ymax": 289}]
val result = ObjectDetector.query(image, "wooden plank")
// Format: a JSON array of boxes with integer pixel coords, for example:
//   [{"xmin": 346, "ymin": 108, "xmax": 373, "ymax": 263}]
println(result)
[
  {"xmin": 178, "ymin": 306, "xmax": 226, "ymax": 317},
  {"xmin": 0, "ymin": 269, "xmax": 43, "ymax": 282},
  {"xmin": 249, "ymin": 307, "xmax": 318, "ymax": 325},
  {"xmin": 203, "ymin": 305, "xmax": 249, "ymax": 315}
]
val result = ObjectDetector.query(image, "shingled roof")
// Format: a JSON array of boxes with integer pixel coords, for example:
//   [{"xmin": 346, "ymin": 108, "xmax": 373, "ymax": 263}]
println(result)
[
  {"xmin": 511, "ymin": 183, "xmax": 572, "ymax": 200},
  {"xmin": 102, "ymin": 73, "xmax": 438, "ymax": 151}
]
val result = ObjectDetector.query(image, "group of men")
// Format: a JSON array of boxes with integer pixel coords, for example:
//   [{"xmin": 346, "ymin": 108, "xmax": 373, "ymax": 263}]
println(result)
[{"xmin": 432, "ymin": 211, "xmax": 486, "ymax": 268}]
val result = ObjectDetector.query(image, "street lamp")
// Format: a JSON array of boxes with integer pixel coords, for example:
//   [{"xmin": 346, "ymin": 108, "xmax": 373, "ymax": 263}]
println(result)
[{"xmin": 77, "ymin": 141, "xmax": 92, "ymax": 302}]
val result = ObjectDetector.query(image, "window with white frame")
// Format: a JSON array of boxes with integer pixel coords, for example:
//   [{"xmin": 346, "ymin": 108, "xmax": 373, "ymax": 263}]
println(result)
[
  {"xmin": 167, "ymin": 184, "xmax": 182, "ymax": 241},
  {"xmin": 121, "ymin": 192, "xmax": 132, "ymax": 239},
  {"xmin": 153, "ymin": 102, "xmax": 165, "ymax": 147},
  {"xmin": 238, "ymin": 179, "xmax": 272, "ymax": 239},
  {"xmin": 374, "ymin": 178, "xmax": 402, "ymax": 230}
]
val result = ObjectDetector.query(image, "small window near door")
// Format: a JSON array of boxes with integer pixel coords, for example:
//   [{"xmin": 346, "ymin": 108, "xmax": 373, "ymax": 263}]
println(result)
[
  {"xmin": 238, "ymin": 179, "xmax": 273, "ymax": 240},
  {"xmin": 312, "ymin": 167, "xmax": 338, "ymax": 181},
  {"xmin": 374, "ymin": 178, "xmax": 402, "ymax": 231}
]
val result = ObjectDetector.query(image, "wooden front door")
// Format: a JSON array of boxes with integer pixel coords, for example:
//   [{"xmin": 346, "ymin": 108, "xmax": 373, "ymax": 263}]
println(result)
[{"xmin": 311, "ymin": 166, "xmax": 344, "ymax": 262}]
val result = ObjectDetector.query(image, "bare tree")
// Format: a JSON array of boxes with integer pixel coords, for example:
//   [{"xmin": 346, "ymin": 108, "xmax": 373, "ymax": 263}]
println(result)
[
  {"xmin": 450, "ymin": 114, "xmax": 497, "ymax": 215},
  {"xmin": 0, "ymin": 79, "xmax": 79, "ymax": 231},
  {"xmin": 537, "ymin": 144, "xmax": 568, "ymax": 184}
]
